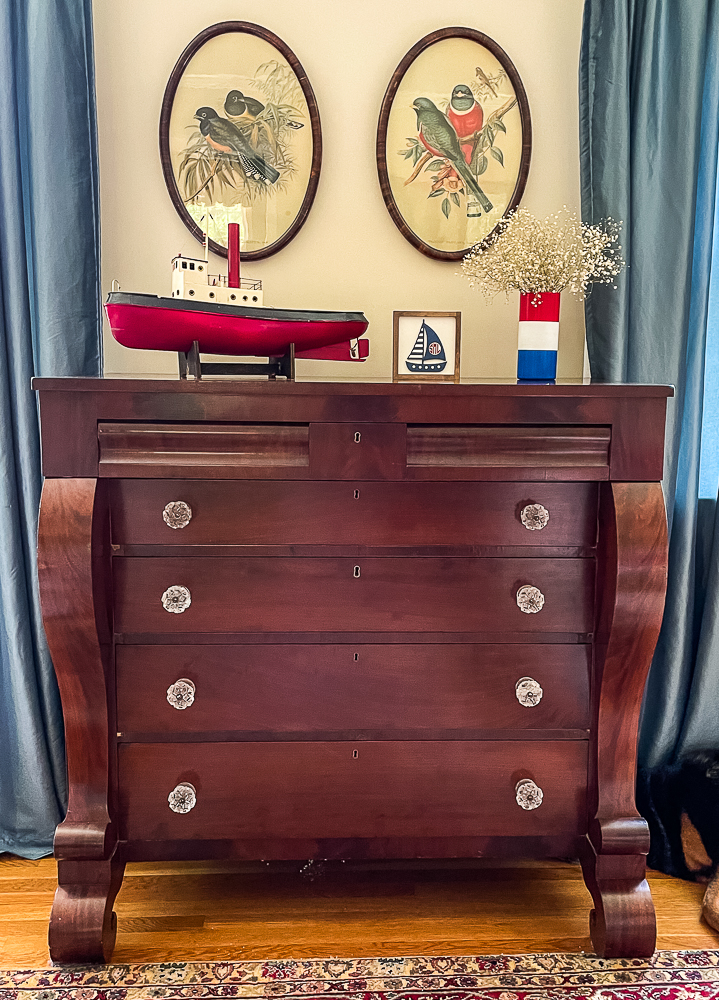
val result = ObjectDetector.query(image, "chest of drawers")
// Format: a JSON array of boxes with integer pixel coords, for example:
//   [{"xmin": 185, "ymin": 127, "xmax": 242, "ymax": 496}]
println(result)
[{"xmin": 34, "ymin": 379, "xmax": 671, "ymax": 963}]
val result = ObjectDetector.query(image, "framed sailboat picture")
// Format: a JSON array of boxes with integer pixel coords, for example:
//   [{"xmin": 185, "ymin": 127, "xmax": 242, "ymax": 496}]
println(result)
[{"xmin": 393, "ymin": 311, "xmax": 461, "ymax": 383}]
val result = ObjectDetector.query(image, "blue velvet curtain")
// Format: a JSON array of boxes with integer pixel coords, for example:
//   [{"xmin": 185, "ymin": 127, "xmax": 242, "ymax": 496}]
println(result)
[
  {"xmin": 0, "ymin": 0, "xmax": 102, "ymax": 857},
  {"xmin": 579, "ymin": 0, "xmax": 719, "ymax": 867}
]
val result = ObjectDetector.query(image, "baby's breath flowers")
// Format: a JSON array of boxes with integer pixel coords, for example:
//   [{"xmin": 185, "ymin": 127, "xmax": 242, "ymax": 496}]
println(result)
[{"xmin": 461, "ymin": 208, "xmax": 624, "ymax": 299}]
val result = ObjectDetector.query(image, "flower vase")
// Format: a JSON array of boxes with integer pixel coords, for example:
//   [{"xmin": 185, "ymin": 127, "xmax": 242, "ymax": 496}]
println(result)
[{"xmin": 517, "ymin": 292, "xmax": 560, "ymax": 380}]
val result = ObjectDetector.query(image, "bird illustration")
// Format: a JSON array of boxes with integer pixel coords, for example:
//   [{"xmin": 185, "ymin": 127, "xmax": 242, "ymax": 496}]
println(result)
[
  {"xmin": 412, "ymin": 97, "xmax": 492, "ymax": 214},
  {"xmin": 447, "ymin": 84, "xmax": 483, "ymax": 164},
  {"xmin": 224, "ymin": 89, "xmax": 304, "ymax": 129},
  {"xmin": 194, "ymin": 107, "xmax": 280, "ymax": 184},
  {"xmin": 224, "ymin": 89, "xmax": 265, "ymax": 119},
  {"xmin": 476, "ymin": 66, "xmax": 498, "ymax": 98}
]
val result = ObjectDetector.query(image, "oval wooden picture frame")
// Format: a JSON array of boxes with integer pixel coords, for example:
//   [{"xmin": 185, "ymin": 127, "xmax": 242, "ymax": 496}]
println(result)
[
  {"xmin": 377, "ymin": 27, "xmax": 532, "ymax": 261},
  {"xmin": 159, "ymin": 21, "xmax": 322, "ymax": 261}
]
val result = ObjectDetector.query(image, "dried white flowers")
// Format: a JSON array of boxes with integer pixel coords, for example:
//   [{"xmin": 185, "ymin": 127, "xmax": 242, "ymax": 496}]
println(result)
[{"xmin": 461, "ymin": 208, "xmax": 625, "ymax": 299}]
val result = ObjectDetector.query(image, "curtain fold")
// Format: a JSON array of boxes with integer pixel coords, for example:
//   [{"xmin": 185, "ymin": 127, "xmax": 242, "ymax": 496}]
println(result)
[
  {"xmin": 579, "ymin": 0, "xmax": 719, "ymax": 861},
  {"xmin": 0, "ymin": 0, "xmax": 101, "ymax": 858}
]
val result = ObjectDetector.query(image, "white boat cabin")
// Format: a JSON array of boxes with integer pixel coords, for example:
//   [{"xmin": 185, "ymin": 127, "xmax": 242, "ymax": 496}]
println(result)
[{"xmin": 171, "ymin": 255, "xmax": 264, "ymax": 307}]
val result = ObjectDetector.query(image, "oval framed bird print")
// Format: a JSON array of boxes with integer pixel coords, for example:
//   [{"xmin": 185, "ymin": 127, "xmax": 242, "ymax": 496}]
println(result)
[
  {"xmin": 377, "ymin": 27, "xmax": 531, "ymax": 261},
  {"xmin": 159, "ymin": 21, "xmax": 322, "ymax": 261}
]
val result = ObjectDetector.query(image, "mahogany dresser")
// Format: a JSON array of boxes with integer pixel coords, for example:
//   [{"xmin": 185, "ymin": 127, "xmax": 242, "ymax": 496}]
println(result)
[{"xmin": 33, "ymin": 378, "xmax": 671, "ymax": 963}]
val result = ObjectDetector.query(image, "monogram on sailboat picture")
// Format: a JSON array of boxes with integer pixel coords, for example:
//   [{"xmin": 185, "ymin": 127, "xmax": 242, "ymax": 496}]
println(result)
[
  {"xmin": 406, "ymin": 319, "xmax": 447, "ymax": 373},
  {"xmin": 393, "ymin": 311, "xmax": 461, "ymax": 383}
]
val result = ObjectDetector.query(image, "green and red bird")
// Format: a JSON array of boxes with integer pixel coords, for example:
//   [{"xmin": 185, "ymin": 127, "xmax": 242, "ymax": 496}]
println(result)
[
  {"xmin": 413, "ymin": 97, "xmax": 492, "ymax": 214},
  {"xmin": 447, "ymin": 84, "xmax": 483, "ymax": 163}
]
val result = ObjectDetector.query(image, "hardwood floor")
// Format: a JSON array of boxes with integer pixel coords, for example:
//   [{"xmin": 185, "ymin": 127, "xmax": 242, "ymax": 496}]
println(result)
[{"xmin": 1, "ymin": 854, "xmax": 717, "ymax": 967}]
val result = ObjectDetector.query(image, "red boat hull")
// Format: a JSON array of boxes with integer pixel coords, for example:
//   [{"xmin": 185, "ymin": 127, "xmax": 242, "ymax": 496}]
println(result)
[{"xmin": 105, "ymin": 293, "xmax": 369, "ymax": 359}]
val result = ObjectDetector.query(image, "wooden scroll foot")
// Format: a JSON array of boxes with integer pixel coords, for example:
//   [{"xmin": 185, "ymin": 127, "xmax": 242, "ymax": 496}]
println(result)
[
  {"xmin": 581, "ymin": 839, "xmax": 656, "ymax": 958},
  {"xmin": 49, "ymin": 853, "xmax": 126, "ymax": 964}
]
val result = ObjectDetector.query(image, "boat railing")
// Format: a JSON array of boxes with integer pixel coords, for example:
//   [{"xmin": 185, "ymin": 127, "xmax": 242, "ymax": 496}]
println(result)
[{"xmin": 207, "ymin": 273, "xmax": 263, "ymax": 291}]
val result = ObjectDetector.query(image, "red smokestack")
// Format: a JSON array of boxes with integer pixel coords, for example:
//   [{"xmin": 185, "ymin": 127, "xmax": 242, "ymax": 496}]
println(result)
[{"xmin": 228, "ymin": 223, "xmax": 240, "ymax": 288}]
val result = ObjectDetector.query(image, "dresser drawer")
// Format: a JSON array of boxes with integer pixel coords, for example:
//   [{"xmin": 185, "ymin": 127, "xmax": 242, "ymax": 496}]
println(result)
[
  {"xmin": 118, "ymin": 740, "xmax": 588, "ymax": 841},
  {"xmin": 109, "ymin": 480, "xmax": 597, "ymax": 548},
  {"xmin": 116, "ymin": 643, "xmax": 590, "ymax": 736},
  {"xmin": 113, "ymin": 557, "xmax": 595, "ymax": 634}
]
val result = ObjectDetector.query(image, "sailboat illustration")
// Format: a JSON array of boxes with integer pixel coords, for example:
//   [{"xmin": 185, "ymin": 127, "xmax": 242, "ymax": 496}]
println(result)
[{"xmin": 406, "ymin": 319, "xmax": 447, "ymax": 373}]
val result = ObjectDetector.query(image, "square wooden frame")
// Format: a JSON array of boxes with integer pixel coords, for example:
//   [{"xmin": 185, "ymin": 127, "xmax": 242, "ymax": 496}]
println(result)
[{"xmin": 392, "ymin": 311, "xmax": 461, "ymax": 383}]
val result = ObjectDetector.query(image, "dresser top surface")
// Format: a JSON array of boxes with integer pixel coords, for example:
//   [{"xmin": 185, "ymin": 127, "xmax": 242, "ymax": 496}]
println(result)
[{"xmin": 32, "ymin": 377, "xmax": 674, "ymax": 398}]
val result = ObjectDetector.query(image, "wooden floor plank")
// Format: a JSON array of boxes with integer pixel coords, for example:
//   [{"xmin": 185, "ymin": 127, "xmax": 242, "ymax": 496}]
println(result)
[{"xmin": 0, "ymin": 854, "xmax": 717, "ymax": 968}]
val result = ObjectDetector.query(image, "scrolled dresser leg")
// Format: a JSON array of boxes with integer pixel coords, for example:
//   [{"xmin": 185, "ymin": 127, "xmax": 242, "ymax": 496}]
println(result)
[
  {"xmin": 49, "ymin": 854, "xmax": 126, "ymax": 964},
  {"xmin": 581, "ymin": 841, "xmax": 656, "ymax": 958}
]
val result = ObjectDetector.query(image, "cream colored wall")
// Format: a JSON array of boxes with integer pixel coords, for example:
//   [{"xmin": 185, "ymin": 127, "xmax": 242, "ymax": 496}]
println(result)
[{"xmin": 93, "ymin": 0, "xmax": 585, "ymax": 381}]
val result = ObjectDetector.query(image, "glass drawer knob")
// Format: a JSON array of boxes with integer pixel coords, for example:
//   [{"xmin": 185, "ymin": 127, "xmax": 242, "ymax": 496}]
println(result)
[
  {"xmin": 167, "ymin": 678, "xmax": 195, "ymax": 710},
  {"xmin": 163, "ymin": 501, "xmax": 192, "ymax": 529},
  {"xmin": 168, "ymin": 782, "xmax": 196, "ymax": 814},
  {"xmin": 516, "ymin": 585, "xmax": 545, "ymax": 614},
  {"xmin": 521, "ymin": 504, "xmax": 550, "ymax": 530},
  {"xmin": 515, "ymin": 676, "xmax": 543, "ymax": 707},
  {"xmin": 161, "ymin": 585, "xmax": 191, "ymax": 614},
  {"xmin": 516, "ymin": 778, "xmax": 543, "ymax": 810}
]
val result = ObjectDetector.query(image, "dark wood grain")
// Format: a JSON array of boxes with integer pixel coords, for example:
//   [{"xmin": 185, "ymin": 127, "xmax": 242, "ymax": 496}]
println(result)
[
  {"xmin": 115, "ymin": 643, "xmax": 590, "ymax": 736},
  {"xmin": 108, "ymin": 480, "xmax": 598, "ymax": 547},
  {"xmin": 32, "ymin": 380, "xmax": 672, "ymax": 482},
  {"xmin": 309, "ymin": 422, "xmax": 407, "ymax": 478},
  {"xmin": 37, "ymin": 479, "xmax": 113, "ymax": 859},
  {"xmin": 118, "ymin": 741, "xmax": 588, "ymax": 841},
  {"xmin": 120, "ymin": 834, "xmax": 587, "ymax": 863},
  {"xmin": 407, "ymin": 426, "xmax": 610, "ymax": 468},
  {"xmin": 112, "ymin": 556, "xmax": 595, "ymax": 634},
  {"xmin": 49, "ymin": 853, "xmax": 125, "ymax": 963},
  {"xmin": 158, "ymin": 21, "xmax": 322, "ymax": 261},
  {"xmin": 375, "ymin": 26, "xmax": 532, "ymax": 261},
  {"xmin": 33, "ymin": 379, "xmax": 671, "ymax": 962},
  {"xmin": 99, "ymin": 423, "xmax": 310, "ymax": 472},
  {"xmin": 581, "ymin": 481, "xmax": 669, "ymax": 957},
  {"xmin": 36, "ymin": 478, "xmax": 122, "ymax": 962}
]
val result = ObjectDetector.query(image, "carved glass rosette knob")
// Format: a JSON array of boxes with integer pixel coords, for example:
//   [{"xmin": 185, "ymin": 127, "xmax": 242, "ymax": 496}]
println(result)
[
  {"xmin": 168, "ymin": 782, "xmax": 197, "ymax": 814},
  {"xmin": 161, "ymin": 585, "xmax": 191, "ymax": 614},
  {"xmin": 515, "ymin": 676, "xmax": 543, "ymax": 707},
  {"xmin": 163, "ymin": 501, "xmax": 192, "ymax": 529},
  {"xmin": 520, "ymin": 503, "xmax": 550, "ymax": 531},
  {"xmin": 167, "ymin": 678, "xmax": 196, "ymax": 710},
  {"xmin": 515, "ymin": 778, "xmax": 543, "ymax": 810},
  {"xmin": 516, "ymin": 585, "xmax": 545, "ymax": 614}
]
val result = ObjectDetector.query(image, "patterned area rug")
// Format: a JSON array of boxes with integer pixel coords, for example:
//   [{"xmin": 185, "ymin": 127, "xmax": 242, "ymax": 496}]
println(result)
[{"xmin": 1, "ymin": 951, "xmax": 719, "ymax": 999}]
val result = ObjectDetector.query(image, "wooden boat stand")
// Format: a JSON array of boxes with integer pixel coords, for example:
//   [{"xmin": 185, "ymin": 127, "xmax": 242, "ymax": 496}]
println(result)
[{"xmin": 178, "ymin": 341, "xmax": 296, "ymax": 380}]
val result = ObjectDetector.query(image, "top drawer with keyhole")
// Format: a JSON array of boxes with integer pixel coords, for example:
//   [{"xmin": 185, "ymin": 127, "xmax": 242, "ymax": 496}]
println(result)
[{"xmin": 309, "ymin": 423, "xmax": 406, "ymax": 479}]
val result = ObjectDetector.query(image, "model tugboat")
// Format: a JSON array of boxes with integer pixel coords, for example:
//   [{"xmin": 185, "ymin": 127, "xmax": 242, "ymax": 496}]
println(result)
[{"xmin": 104, "ymin": 223, "xmax": 369, "ymax": 376}]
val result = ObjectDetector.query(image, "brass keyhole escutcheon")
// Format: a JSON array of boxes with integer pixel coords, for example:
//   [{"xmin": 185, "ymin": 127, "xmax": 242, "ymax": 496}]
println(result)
[
  {"xmin": 353, "ymin": 565, "xmax": 361, "ymax": 578},
  {"xmin": 354, "ymin": 431, "xmax": 361, "ymax": 443}
]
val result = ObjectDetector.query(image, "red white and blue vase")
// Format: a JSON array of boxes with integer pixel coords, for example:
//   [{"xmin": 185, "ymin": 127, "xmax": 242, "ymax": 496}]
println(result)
[{"xmin": 517, "ymin": 291, "xmax": 560, "ymax": 380}]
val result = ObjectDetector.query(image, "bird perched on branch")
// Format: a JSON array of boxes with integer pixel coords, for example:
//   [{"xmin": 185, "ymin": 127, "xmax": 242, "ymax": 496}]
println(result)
[
  {"xmin": 412, "ymin": 97, "xmax": 492, "ymax": 214},
  {"xmin": 194, "ymin": 107, "xmax": 280, "ymax": 184},
  {"xmin": 447, "ymin": 84, "xmax": 483, "ymax": 164},
  {"xmin": 224, "ymin": 89, "xmax": 265, "ymax": 119},
  {"xmin": 224, "ymin": 89, "xmax": 304, "ymax": 129}
]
